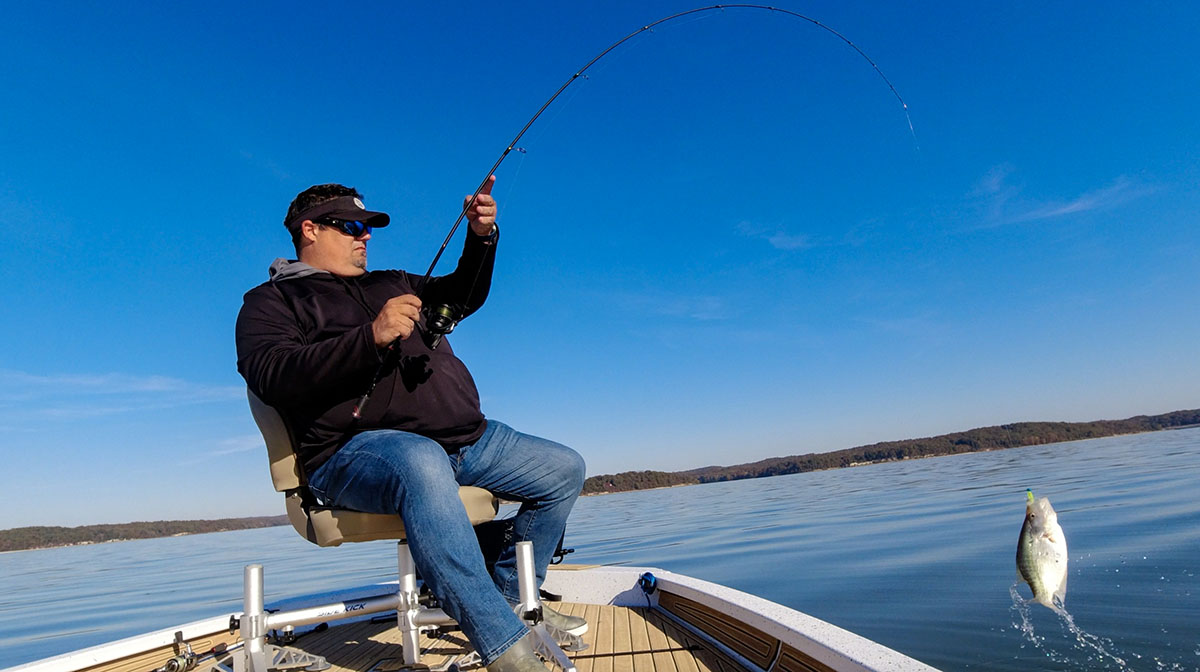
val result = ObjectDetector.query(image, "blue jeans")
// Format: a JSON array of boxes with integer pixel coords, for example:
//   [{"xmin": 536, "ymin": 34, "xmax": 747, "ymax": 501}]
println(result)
[{"xmin": 307, "ymin": 420, "xmax": 585, "ymax": 664}]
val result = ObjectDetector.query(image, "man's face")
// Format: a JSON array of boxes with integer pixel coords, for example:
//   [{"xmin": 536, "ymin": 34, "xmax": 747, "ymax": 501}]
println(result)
[{"xmin": 302, "ymin": 220, "xmax": 371, "ymax": 276}]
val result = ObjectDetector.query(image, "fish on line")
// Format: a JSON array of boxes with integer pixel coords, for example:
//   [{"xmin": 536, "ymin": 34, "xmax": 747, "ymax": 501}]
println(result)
[{"xmin": 1016, "ymin": 488, "xmax": 1069, "ymax": 613}]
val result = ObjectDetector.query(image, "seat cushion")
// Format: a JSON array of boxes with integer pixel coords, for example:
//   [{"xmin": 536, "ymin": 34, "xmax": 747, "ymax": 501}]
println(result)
[{"xmin": 286, "ymin": 486, "xmax": 499, "ymax": 547}]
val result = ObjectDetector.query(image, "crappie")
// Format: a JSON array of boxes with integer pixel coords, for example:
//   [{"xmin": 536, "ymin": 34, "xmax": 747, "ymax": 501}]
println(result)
[{"xmin": 1016, "ymin": 489, "xmax": 1068, "ymax": 610}]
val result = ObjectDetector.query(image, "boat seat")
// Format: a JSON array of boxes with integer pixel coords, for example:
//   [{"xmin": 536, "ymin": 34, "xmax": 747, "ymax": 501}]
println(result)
[
  {"xmin": 247, "ymin": 388, "xmax": 498, "ymax": 546},
  {"xmin": 244, "ymin": 388, "xmax": 579, "ymax": 672}
]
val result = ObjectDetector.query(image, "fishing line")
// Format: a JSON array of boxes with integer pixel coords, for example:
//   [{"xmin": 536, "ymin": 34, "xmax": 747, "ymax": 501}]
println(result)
[
  {"xmin": 505, "ymin": 9, "xmax": 717, "ymax": 161},
  {"xmin": 505, "ymin": 75, "xmax": 583, "ymax": 158},
  {"xmin": 354, "ymin": 4, "xmax": 915, "ymax": 418},
  {"xmin": 495, "ymin": 147, "xmax": 525, "ymax": 223},
  {"xmin": 416, "ymin": 3, "xmax": 914, "ymax": 295}
]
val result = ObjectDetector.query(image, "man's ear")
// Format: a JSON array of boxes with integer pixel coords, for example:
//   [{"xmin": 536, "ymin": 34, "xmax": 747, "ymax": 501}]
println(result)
[{"xmin": 300, "ymin": 219, "xmax": 320, "ymax": 244}]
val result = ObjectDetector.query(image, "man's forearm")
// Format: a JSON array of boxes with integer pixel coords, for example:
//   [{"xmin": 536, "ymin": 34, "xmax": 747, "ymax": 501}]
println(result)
[{"xmin": 423, "ymin": 225, "xmax": 499, "ymax": 316}]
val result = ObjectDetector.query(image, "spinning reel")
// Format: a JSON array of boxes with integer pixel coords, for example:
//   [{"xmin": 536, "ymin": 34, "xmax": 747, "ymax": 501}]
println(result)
[{"xmin": 421, "ymin": 303, "xmax": 461, "ymax": 350}]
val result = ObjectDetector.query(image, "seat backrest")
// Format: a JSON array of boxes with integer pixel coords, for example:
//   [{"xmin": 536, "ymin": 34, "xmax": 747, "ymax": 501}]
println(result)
[
  {"xmin": 246, "ymin": 387, "xmax": 499, "ymax": 547},
  {"xmin": 246, "ymin": 388, "xmax": 304, "ymax": 492}
]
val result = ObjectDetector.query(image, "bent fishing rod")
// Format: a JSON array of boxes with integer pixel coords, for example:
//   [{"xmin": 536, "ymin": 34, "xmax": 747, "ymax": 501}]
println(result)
[{"xmin": 352, "ymin": 4, "xmax": 915, "ymax": 418}]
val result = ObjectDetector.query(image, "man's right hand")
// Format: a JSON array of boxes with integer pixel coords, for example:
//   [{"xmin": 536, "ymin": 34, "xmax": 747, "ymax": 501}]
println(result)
[{"xmin": 372, "ymin": 295, "xmax": 423, "ymax": 347}]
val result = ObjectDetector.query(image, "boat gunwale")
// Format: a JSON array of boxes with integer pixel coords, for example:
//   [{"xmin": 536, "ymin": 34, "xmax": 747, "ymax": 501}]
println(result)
[
  {"xmin": 4, "ymin": 614, "xmax": 236, "ymax": 672},
  {"xmin": 543, "ymin": 565, "xmax": 939, "ymax": 672},
  {"xmin": 6, "ymin": 565, "xmax": 938, "ymax": 672}
]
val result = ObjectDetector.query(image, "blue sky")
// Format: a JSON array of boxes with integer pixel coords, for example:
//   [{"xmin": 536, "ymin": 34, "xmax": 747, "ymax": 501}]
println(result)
[{"xmin": 2, "ymin": 2, "xmax": 1197, "ymax": 529}]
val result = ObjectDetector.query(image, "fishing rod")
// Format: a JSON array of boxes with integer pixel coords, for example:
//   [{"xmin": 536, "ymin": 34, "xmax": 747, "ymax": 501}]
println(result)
[{"xmin": 352, "ymin": 4, "xmax": 914, "ymax": 418}]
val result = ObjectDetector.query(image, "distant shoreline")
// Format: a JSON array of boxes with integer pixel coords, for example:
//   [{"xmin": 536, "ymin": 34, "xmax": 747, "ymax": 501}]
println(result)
[
  {"xmin": 577, "ymin": 428, "xmax": 1153, "ymax": 497},
  {"xmin": 5, "ymin": 409, "xmax": 1197, "ymax": 552},
  {"xmin": 0, "ymin": 516, "xmax": 289, "ymax": 553},
  {"xmin": 579, "ymin": 409, "xmax": 1199, "ymax": 495}
]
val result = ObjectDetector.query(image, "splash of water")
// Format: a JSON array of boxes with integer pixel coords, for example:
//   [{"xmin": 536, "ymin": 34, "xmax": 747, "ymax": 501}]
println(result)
[{"xmin": 1009, "ymin": 583, "xmax": 1137, "ymax": 670}]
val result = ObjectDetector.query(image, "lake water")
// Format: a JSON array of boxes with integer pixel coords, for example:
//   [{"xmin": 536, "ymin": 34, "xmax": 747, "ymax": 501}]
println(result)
[{"xmin": 2, "ymin": 428, "xmax": 1198, "ymax": 671}]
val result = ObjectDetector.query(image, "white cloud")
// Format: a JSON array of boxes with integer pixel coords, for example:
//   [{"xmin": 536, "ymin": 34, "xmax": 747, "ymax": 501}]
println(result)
[
  {"xmin": 0, "ymin": 369, "xmax": 244, "ymax": 421},
  {"xmin": 766, "ymin": 232, "xmax": 812, "ymax": 250},
  {"xmin": 1011, "ymin": 176, "xmax": 1153, "ymax": 223},
  {"xmin": 650, "ymin": 295, "xmax": 727, "ymax": 321},
  {"xmin": 738, "ymin": 220, "xmax": 813, "ymax": 251},
  {"xmin": 967, "ymin": 168, "xmax": 1156, "ymax": 228},
  {"xmin": 214, "ymin": 434, "xmax": 265, "ymax": 456},
  {"xmin": 177, "ymin": 434, "xmax": 265, "ymax": 466},
  {"xmin": 610, "ymin": 291, "xmax": 729, "ymax": 322},
  {"xmin": 854, "ymin": 312, "xmax": 954, "ymax": 349},
  {"xmin": 971, "ymin": 164, "xmax": 1015, "ymax": 198}
]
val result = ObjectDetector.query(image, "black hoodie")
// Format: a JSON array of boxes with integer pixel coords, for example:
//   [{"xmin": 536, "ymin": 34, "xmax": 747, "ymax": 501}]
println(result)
[{"xmin": 235, "ymin": 231, "xmax": 497, "ymax": 476}]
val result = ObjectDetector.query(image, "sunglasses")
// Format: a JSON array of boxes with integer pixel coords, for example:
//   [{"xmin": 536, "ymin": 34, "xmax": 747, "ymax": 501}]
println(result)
[{"xmin": 315, "ymin": 217, "xmax": 372, "ymax": 238}]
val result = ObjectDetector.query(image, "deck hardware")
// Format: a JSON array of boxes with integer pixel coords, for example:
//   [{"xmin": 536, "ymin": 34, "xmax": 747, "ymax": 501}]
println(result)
[
  {"xmin": 153, "ymin": 632, "xmax": 198, "ymax": 672},
  {"xmin": 274, "ymin": 625, "xmax": 297, "ymax": 644},
  {"xmin": 155, "ymin": 654, "xmax": 197, "ymax": 672},
  {"xmin": 222, "ymin": 564, "xmax": 333, "ymax": 672},
  {"xmin": 638, "ymin": 572, "xmax": 658, "ymax": 595}
]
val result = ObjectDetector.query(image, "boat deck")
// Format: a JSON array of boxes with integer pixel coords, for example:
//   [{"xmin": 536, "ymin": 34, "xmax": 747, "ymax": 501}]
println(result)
[
  {"xmin": 280, "ymin": 602, "xmax": 745, "ymax": 672},
  {"xmin": 46, "ymin": 566, "xmax": 927, "ymax": 672}
]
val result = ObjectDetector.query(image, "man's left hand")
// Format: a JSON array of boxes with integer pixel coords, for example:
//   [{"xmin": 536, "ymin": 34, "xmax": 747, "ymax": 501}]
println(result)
[{"xmin": 465, "ymin": 175, "xmax": 497, "ymax": 236}]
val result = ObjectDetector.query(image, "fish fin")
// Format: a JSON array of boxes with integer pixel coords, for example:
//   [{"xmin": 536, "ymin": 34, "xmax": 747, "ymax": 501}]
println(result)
[{"xmin": 1047, "ymin": 590, "xmax": 1069, "ymax": 618}]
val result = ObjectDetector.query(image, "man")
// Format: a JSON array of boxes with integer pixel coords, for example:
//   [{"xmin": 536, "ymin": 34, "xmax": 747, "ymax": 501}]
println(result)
[{"xmin": 235, "ymin": 178, "xmax": 586, "ymax": 672}]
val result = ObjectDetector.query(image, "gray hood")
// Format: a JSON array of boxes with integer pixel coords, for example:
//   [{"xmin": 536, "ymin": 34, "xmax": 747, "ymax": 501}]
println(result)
[{"xmin": 268, "ymin": 258, "xmax": 330, "ymax": 282}]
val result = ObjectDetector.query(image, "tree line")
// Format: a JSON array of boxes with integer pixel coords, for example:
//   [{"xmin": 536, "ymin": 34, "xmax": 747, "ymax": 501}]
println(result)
[
  {"xmin": 581, "ymin": 409, "xmax": 1200, "ymax": 494},
  {"xmin": 0, "ymin": 515, "xmax": 289, "ymax": 552}
]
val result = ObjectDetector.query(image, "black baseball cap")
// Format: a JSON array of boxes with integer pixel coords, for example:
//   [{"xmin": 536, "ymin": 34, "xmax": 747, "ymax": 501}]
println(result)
[{"xmin": 284, "ymin": 196, "xmax": 390, "ymax": 232}]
